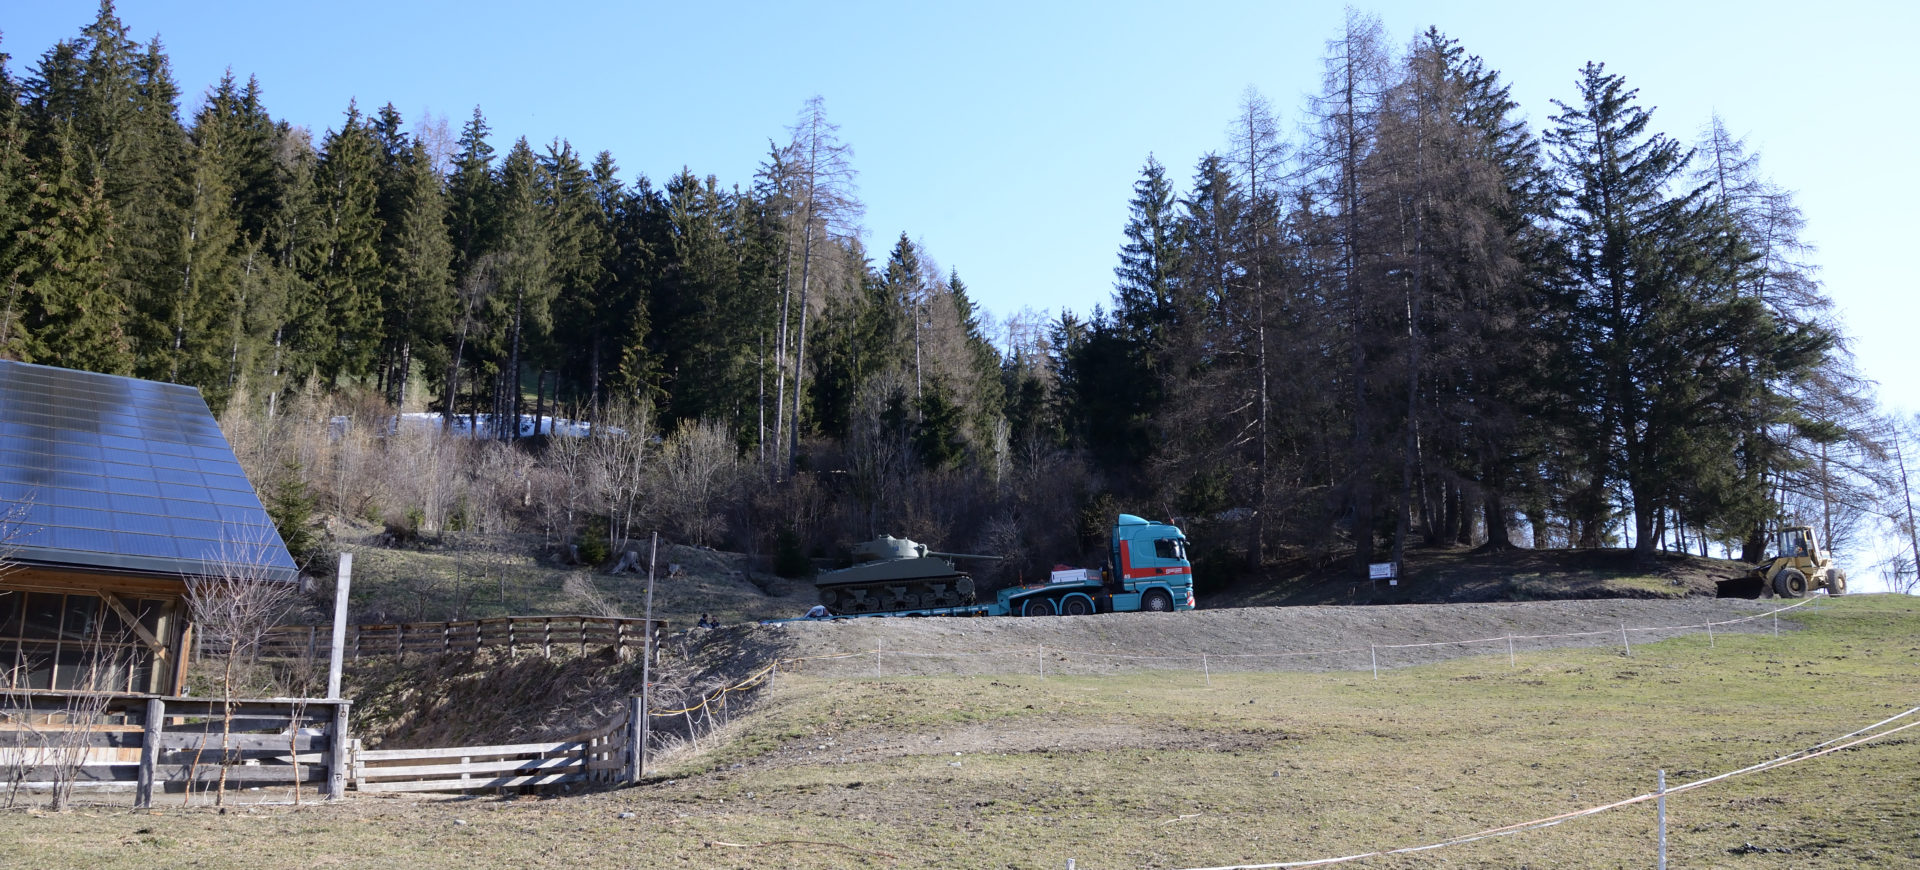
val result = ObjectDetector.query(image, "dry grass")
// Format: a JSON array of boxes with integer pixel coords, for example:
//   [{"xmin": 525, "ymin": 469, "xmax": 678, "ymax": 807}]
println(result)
[{"xmin": 6, "ymin": 596, "xmax": 1915, "ymax": 869}]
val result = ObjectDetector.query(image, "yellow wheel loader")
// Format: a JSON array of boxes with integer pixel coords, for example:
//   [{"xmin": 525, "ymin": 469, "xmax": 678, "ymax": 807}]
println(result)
[{"xmin": 1752, "ymin": 526, "xmax": 1847, "ymax": 598}]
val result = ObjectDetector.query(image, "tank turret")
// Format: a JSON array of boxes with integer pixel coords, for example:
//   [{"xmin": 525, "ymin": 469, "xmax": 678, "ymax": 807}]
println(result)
[{"xmin": 815, "ymin": 535, "xmax": 999, "ymax": 614}]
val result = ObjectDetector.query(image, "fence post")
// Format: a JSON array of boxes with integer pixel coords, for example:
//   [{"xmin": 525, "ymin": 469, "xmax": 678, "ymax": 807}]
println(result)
[
  {"xmin": 1039, "ymin": 644, "xmax": 1044, "ymax": 678},
  {"xmin": 327, "ymin": 701, "xmax": 352, "ymax": 800},
  {"xmin": 877, "ymin": 639, "xmax": 884, "ymax": 678},
  {"xmin": 1657, "ymin": 769, "xmax": 1667, "ymax": 870},
  {"xmin": 1202, "ymin": 653, "xmax": 1210, "ymax": 687},
  {"xmin": 1507, "ymin": 635, "xmax": 1515, "ymax": 669},
  {"xmin": 327, "ymin": 552, "xmax": 352, "ymax": 699},
  {"xmin": 1621, "ymin": 622, "xmax": 1632, "ymax": 657},
  {"xmin": 625, "ymin": 695, "xmax": 644, "ymax": 784},
  {"xmin": 136, "ymin": 696, "xmax": 165, "ymax": 809},
  {"xmin": 1370, "ymin": 645, "xmax": 1378, "ymax": 680},
  {"xmin": 1707, "ymin": 621, "xmax": 1714, "ymax": 648}
]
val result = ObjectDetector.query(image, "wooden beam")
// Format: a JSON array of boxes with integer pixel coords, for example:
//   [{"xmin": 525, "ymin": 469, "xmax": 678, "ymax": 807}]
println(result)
[{"xmin": 101, "ymin": 592, "xmax": 166, "ymax": 657}]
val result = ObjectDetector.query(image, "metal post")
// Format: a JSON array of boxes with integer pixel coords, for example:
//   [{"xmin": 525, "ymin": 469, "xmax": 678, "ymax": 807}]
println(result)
[
  {"xmin": 1203, "ymin": 653, "xmax": 1210, "ymax": 687},
  {"xmin": 1038, "ymin": 644, "xmax": 1044, "ymax": 678},
  {"xmin": 136, "ymin": 697, "xmax": 165, "ymax": 808},
  {"xmin": 641, "ymin": 532, "xmax": 657, "ymax": 779},
  {"xmin": 1657, "ymin": 769, "xmax": 1667, "ymax": 869},
  {"xmin": 625, "ymin": 695, "xmax": 644, "ymax": 784},
  {"xmin": 1707, "ymin": 621, "xmax": 1714, "ymax": 647},
  {"xmin": 1507, "ymin": 635, "xmax": 1515, "ymax": 669},
  {"xmin": 877, "ymin": 639, "xmax": 884, "ymax": 678},
  {"xmin": 1773, "ymin": 614, "xmax": 1779, "ymax": 637},
  {"xmin": 327, "ymin": 553, "xmax": 353, "ymax": 700},
  {"xmin": 1370, "ymin": 645, "xmax": 1378, "ymax": 680},
  {"xmin": 1621, "ymin": 622, "xmax": 1632, "ymax": 657}
]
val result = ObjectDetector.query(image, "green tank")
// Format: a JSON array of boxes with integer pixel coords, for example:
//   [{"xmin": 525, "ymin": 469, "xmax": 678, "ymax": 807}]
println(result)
[{"xmin": 815, "ymin": 536, "xmax": 996, "ymax": 614}]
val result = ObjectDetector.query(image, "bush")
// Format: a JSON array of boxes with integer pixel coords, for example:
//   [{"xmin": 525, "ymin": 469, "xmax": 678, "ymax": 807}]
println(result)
[
  {"xmin": 576, "ymin": 516, "xmax": 613, "ymax": 566},
  {"xmin": 773, "ymin": 526, "xmax": 812, "ymax": 578}
]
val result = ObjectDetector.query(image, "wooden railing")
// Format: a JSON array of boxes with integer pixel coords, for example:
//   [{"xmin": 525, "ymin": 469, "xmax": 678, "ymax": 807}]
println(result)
[
  {"xmin": 261, "ymin": 615, "xmax": 667, "ymax": 660},
  {"xmin": 351, "ymin": 699, "xmax": 640, "ymax": 794},
  {"xmin": 0, "ymin": 693, "xmax": 351, "ymax": 806}
]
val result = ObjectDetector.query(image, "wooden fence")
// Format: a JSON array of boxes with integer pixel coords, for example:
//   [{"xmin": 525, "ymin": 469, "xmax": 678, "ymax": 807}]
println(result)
[
  {"xmin": 351, "ymin": 699, "xmax": 639, "ymax": 793},
  {"xmin": 0, "ymin": 693, "xmax": 351, "ymax": 806},
  {"xmin": 261, "ymin": 615, "xmax": 666, "ymax": 660}
]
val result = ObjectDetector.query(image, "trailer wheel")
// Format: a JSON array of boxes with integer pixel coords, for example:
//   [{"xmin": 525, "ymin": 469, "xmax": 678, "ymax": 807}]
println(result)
[
  {"xmin": 1142, "ymin": 589, "xmax": 1174, "ymax": 613},
  {"xmin": 1828, "ymin": 570, "xmax": 1847, "ymax": 596},
  {"xmin": 1062, "ymin": 596, "xmax": 1093, "ymax": 616},
  {"xmin": 1024, "ymin": 598, "xmax": 1054, "ymax": 617},
  {"xmin": 1775, "ymin": 569, "xmax": 1808, "ymax": 599}
]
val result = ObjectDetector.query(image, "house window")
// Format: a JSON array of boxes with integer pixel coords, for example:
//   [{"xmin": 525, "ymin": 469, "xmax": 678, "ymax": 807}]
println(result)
[{"xmin": 0, "ymin": 591, "xmax": 169, "ymax": 693}]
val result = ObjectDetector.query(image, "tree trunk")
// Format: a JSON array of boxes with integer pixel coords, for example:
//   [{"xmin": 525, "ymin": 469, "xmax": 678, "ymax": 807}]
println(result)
[{"xmin": 1482, "ymin": 491, "xmax": 1511, "ymax": 548}]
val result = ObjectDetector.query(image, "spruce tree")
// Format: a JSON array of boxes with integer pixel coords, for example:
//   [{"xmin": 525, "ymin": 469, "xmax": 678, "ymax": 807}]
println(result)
[
  {"xmin": 5, "ymin": 128, "xmax": 133, "ymax": 373},
  {"xmin": 301, "ymin": 101, "xmax": 384, "ymax": 383}
]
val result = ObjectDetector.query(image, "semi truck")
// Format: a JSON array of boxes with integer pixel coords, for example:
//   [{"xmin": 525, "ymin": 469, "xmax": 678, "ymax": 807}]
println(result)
[{"xmin": 797, "ymin": 514, "xmax": 1196, "ymax": 620}]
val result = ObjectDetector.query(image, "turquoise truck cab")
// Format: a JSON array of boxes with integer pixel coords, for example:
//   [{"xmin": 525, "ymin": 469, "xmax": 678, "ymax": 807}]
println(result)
[{"xmin": 1106, "ymin": 514, "xmax": 1196, "ymax": 612}]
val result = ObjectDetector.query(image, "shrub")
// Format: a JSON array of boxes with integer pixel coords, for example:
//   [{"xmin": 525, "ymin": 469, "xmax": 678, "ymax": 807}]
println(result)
[
  {"xmin": 576, "ymin": 516, "xmax": 613, "ymax": 566},
  {"xmin": 773, "ymin": 526, "xmax": 812, "ymax": 578}
]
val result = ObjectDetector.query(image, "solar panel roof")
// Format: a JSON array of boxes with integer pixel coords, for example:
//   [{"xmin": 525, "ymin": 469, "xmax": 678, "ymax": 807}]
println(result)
[{"xmin": 0, "ymin": 360, "xmax": 298, "ymax": 583}]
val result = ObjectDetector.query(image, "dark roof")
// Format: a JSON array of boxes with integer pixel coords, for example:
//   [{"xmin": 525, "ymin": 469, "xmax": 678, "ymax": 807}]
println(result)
[{"xmin": 0, "ymin": 360, "xmax": 298, "ymax": 583}]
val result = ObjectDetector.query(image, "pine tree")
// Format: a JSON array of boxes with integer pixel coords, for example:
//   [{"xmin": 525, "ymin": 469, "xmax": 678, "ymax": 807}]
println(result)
[
  {"xmin": 489, "ymin": 137, "xmax": 553, "ymax": 437},
  {"xmin": 1112, "ymin": 155, "xmax": 1183, "ymax": 359},
  {"xmin": 300, "ymin": 101, "xmax": 385, "ymax": 383},
  {"xmin": 5, "ymin": 127, "xmax": 133, "ymax": 373},
  {"xmin": 1548, "ymin": 63, "xmax": 1793, "ymax": 558},
  {"xmin": 381, "ymin": 138, "xmax": 454, "ymax": 409}
]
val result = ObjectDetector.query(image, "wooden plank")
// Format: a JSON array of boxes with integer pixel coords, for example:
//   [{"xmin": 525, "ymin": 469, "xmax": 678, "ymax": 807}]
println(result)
[
  {"xmin": 155, "ymin": 732, "xmax": 326, "ymax": 752},
  {"xmin": 353, "ymin": 772, "xmax": 584, "ymax": 793},
  {"xmin": 354, "ymin": 740, "xmax": 586, "ymax": 762},
  {"xmin": 167, "ymin": 764, "xmax": 328, "ymax": 784},
  {"xmin": 354, "ymin": 756, "xmax": 582, "ymax": 780}
]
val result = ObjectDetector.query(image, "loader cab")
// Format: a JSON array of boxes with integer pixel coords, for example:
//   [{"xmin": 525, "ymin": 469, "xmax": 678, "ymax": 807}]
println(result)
[{"xmin": 1774, "ymin": 527, "xmax": 1820, "ymax": 564}]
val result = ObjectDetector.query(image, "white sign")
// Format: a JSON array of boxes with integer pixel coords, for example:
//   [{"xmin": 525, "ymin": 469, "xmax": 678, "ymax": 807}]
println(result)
[{"xmin": 1368, "ymin": 562, "xmax": 1398, "ymax": 581}]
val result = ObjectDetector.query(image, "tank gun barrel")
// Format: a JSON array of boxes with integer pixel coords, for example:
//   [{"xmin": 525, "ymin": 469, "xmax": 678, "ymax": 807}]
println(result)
[{"xmin": 926, "ymin": 551, "xmax": 1004, "ymax": 561}]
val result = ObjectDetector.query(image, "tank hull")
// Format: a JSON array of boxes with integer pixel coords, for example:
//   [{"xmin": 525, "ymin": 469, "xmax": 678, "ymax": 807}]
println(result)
[{"xmin": 815, "ymin": 556, "xmax": 977, "ymax": 614}]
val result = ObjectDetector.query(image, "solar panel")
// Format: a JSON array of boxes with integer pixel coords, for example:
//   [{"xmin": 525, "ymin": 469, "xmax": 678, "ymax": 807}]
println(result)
[{"xmin": 0, "ymin": 360, "xmax": 299, "ymax": 583}]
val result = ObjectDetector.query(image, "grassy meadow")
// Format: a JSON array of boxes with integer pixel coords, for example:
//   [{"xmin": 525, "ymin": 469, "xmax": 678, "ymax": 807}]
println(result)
[{"xmin": 6, "ymin": 595, "xmax": 1916, "ymax": 869}]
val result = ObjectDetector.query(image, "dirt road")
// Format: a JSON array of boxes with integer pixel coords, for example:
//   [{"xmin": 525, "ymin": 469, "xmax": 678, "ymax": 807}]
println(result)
[{"xmin": 734, "ymin": 597, "xmax": 1799, "ymax": 677}]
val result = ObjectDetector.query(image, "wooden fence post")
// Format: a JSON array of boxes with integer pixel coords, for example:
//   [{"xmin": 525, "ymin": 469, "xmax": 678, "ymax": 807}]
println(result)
[
  {"xmin": 136, "ymin": 697, "xmax": 165, "ymax": 809},
  {"xmin": 327, "ymin": 701, "xmax": 352, "ymax": 800}
]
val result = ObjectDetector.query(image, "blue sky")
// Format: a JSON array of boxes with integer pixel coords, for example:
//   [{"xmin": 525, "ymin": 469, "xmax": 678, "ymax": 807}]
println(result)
[{"xmin": 10, "ymin": 1, "xmax": 1918, "ymax": 579}]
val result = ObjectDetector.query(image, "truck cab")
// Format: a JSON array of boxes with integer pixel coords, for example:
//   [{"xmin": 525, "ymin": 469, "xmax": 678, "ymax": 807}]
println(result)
[{"xmin": 1107, "ymin": 514, "xmax": 1196, "ymax": 612}]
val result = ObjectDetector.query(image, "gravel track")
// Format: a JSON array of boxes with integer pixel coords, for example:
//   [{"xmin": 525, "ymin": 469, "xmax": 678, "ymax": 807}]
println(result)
[{"xmin": 738, "ymin": 598, "xmax": 1801, "ymax": 678}]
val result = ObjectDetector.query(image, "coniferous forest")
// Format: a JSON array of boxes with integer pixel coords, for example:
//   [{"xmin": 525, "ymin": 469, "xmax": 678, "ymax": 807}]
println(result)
[{"xmin": 4, "ymin": 5, "xmax": 1910, "ymax": 588}]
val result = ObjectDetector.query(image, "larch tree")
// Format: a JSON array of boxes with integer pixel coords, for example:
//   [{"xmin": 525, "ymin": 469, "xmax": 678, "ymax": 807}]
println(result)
[{"xmin": 780, "ymin": 96, "xmax": 863, "ymax": 472}]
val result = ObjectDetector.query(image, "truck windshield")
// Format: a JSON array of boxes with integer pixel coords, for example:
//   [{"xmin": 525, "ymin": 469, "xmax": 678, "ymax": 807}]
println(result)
[{"xmin": 1154, "ymin": 538, "xmax": 1189, "ymax": 562}]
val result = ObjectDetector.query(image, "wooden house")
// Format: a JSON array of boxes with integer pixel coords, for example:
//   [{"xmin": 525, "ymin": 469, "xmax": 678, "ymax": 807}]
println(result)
[{"xmin": 0, "ymin": 359, "xmax": 298, "ymax": 698}]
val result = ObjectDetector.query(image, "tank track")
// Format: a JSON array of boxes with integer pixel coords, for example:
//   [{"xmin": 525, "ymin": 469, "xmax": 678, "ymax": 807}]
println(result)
[{"xmin": 818, "ymin": 574, "xmax": 977, "ymax": 614}]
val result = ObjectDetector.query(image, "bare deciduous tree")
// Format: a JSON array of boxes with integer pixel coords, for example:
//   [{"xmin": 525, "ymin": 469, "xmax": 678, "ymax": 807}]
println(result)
[{"xmin": 185, "ymin": 532, "xmax": 301, "ymax": 806}]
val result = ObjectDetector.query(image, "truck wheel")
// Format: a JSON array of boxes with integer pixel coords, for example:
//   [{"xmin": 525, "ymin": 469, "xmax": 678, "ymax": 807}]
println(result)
[
  {"xmin": 1062, "ymin": 596, "xmax": 1093, "ymax": 616},
  {"xmin": 1024, "ymin": 598, "xmax": 1054, "ymax": 617},
  {"xmin": 1142, "ymin": 589, "xmax": 1174, "ymax": 613},
  {"xmin": 1828, "ymin": 570, "xmax": 1847, "ymax": 596},
  {"xmin": 1775, "ymin": 569, "xmax": 1808, "ymax": 599}
]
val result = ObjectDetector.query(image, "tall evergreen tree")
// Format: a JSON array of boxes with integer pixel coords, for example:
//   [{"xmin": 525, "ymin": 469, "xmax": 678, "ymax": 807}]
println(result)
[
  {"xmin": 298, "ymin": 101, "xmax": 384, "ymax": 383},
  {"xmin": 3, "ymin": 128, "xmax": 133, "ymax": 373}
]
